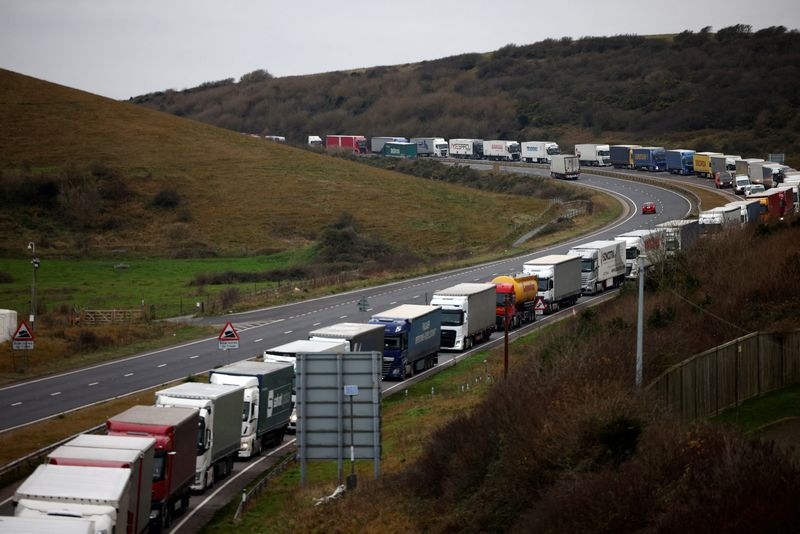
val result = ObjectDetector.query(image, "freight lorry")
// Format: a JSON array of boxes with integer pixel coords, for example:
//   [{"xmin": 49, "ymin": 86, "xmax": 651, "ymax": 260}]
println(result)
[
  {"xmin": 574, "ymin": 143, "xmax": 611, "ymax": 166},
  {"xmin": 449, "ymin": 138, "xmax": 484, "ymax": 159},
  {"xmin": 522, "ymin": 255, "xmax": 582, "ymax": 314},
  {"xmin": 698, "ymin": 205, "xmax": 741, "ymax": 230},
  {"xmin": 14, "ymin": 464, "xmax": 131, "ymax": 534},
  {"xmin": 326, "ymin": 135, "xmax": 367, "ymax": 155},
  {"xmin": 155, "ymin": 383, "xmax": 244, "ymax": 492},
  {"xmin": 633, "ymin": 146, "xmax": 667, "ymax": 172},
  {"xmin": 614, "ymin": 229, "xmax": 665, "ymax": 278},
  {"xmin": 521, "ymin": 141, "xmax": 560, "ymax": 163},
  {"xmin": 655, "ymin": 220, "xmax": 701, "ymax": 257},
  {"xmin": 747, "ymin": 186, "xmax": 795, "ymax": 222},
  {"xmin": 307, "ymin": 135, "xmax": 323, "ymax": 146},
  {"xmin": 693, "ymin": 152, "xmax": 723, "ymax": 178},
  {"xmin": 550, "ymin": 154, "xmax": 580, "ymax": 179},
  {"xmin": 750, "ymin": 162, "xmax": 791, "ymax": 189},
  {"xmin": 210, "ymin": 361, "xmax": 294, "ymax": 458},
  {"xmin": 0, "ymin": 516, "xmax": 96, "ymax": 534},
  {"xmin": 711, "ymin": 154, "xmax": 740, "ymax": 188},
  {"xmin": 371, "ymin": 136, "xmax": 408, "ymax": 153},
  {"xmin": 411, "ymin": 137, "xmax": 448, "ymax": 157},
  {"xmin": 106, "ymin": 405, "xmax": 197, "ymax": 531},
  {"xmin": 665, "ymin": 149, "xmax": 696, "ymax": 175},
  {"xmin": 567, "ymin": 240, "xmax": 626, "ymax": 295},
  {"xmin": 609, "ymin": 144, "xmax": 640, "ymax": 169},
  {"xmin": 483, "ymin": 140, "xmax": 520, "ymax": 161},
  {"xmin": 490, "ymin": 274, "xmax": 538, "ymax": 329},
  {"xmin": 50, "ymin": 435, "xmax": 155, "ymax": 534},
  {"xmin": 382, "ymin": 142, "xmax": 417, "ymax": 158},
  {"xmin": 723, "ymin": 200, "xmax": 761, "ymax": 226},
  {"xmin": 430, "ymin": 283, "xmax": 496, "ymax": 351},
  {"xmin": 369, "ymin": 304, "xmax": 441, "ymax": 380},
  {"xmin": 308, "ymin": 322, "xmax": 385, "ymax": 352}
]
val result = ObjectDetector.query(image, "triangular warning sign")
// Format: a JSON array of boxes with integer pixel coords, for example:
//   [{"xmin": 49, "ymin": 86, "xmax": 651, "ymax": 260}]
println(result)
[
  {"xmin": 12, "ymin": 321, "xmax": 34, "ymax": 341},
  {"xmin": 534, "ymin": 297, "xmax": 546, "ymax": 311},
  {"xmin": 218, "ymin": 321, "xmax": 240, "ymax": 341}
]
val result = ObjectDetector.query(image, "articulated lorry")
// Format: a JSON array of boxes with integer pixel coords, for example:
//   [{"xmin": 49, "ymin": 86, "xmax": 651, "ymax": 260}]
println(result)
[
  {"xmin": 483, "ymin": 140, "xmax": 520, "ymax": 161},
  {"xmin": 155, "ymin": 383, "xmax": 243, "ymax": 492},
  {"xmin": 430, "ymin": 283, "xmax": 496, "ymax": 351},
  {"xmin": 693, "ymin": 152, "xmax": 723, "ymax": 178},
  {"xmin": 521, "ymin": 141, "xmax": 560, "ymax": 163},
  {"xmin": 522, "ymin": 255, "xmax": 582, "ymax": 314},
  {"xmin": 326, "ymin": 135, "xmax": 367, "ymax": 155},
  {"xmin": 633, "ymin": 146, "xmax": 667, "ymax": 172},
  {"xmin": 574, "ymin": 143, "xmax": 610, "ymax": 166},
  {"xmin": 699, "ymin": 205, "xmax": 742, "ymax": 230},
  {"xmin": 449, "ymin": 138, "xmax": 484, "ymax": 159},
  {"xmin": 711, "ymin": 154, "xmax": 740, "ymax": 188},
  {"xmin": 610, "ymin": 144, "xmax": 640, "ymax": 169},
  {"xmin": 50, "ymin": 434, "xmax": 155, "ymax": 534},
  {"xmin": 614, "ymin": 229, "xmax": 665, "ymax": 277},
  {"xmin": 106, "ymin": 405, "xmax": 198, "ymax": 531},
  {"xmin": 383, "ymin": 142, "xmax": 417, "ymax": 158},
  {"xmin": 370, "ymin": 136, "xmax": 408, "ymax": 153},
  {"xmin": 665, "ymin": 149, "xmax": 695, "ymax": 175},
  {"xmin": 369, "ymin": 304, "xmax": 441, "ymax": 380},
  {"xmin": 567, "ymin": 240, "xmax": 626, "ymax": 295},
  {"xmin": 749, "ymin": 162, "xmax": 791, "ymax": 189},
  {"xmin": 0, "ymin": 516, "xmax": 95, "ymax": 533},
  {"xmin": 308, "ymin": 322, "xmax": 385, "ymax": 352},
  {"xmin": 655, "ymin": 220, "xmax": 701, "ymax": 256},
  {"xmin": 723, "ymin": 200, "xmax": 762, "ymax": 226},
  {"xmin": 14, "ymin": 464, "xmax": 131, "ymax": 534},
  {"xmin": 550, "ymin": 154, "xmax": 580, "ymax": 179},
  {"xmin": 491, "ymin": 275, "xmax": 538, "ymax": 329},
  {"xmin": 411, "ymin": 137, "xmax": 448, "ymax": 157},
  {"xmin": 747, "ymin": 186, "xmax": 795, "ymax": 222},
  {"xmin": 210, "ymin": 361, "xmax": 295, "ymax": 458}
]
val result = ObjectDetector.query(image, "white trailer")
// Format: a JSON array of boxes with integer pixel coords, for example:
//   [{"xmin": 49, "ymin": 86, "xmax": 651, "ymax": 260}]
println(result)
[
  {"xmin": 698, "ymin": 205, "xmax": 741, "ymax": 229},
  {"xmin": 521, "ymin": 254, "xmax": 581, "ymax": 314},
  {"xmin": 370, "ymin": 136, "xmax": 407, "ymax": 153},
  {"xmin": 613, "ymin": 229, "xmax": 666, "ymax": 278},
  {"xmin": 307, "ymin": 322, "xmax": 385, "ymax": 352},
  {"xmin": 483, "ymin": 140, "xmax": 520, "ymax": 161},
  {"xmin": 53, "ymin": 434, "xmax": 156, "ymax": 534},
  {"xmin": 15, "ymin": 464, "xmax": 131, "ymax": 534},
  {"xmin": 567, "ymin": 240, "xmax": 626, "ymax": 295},
  {"xmin": 550, "ymin": 155, "xmax": 580, "ymax": 179},
  {"xmin": 0, "ymin": 516, "xmax": 95, "ymax": 534},
  {"xmin": 0, "ymin": 309, "xmax": 17, "ymax": 343},
  {"xmin": 574, "ymin": 144, "xmax": 611, "ymax": 166},
  {"xmin": 430, "ymin": 283, "xmax": 496, "ymax": 351},
  {"xmin": 655, "ymin": 219, "xmax": 701, "ymax": 256},
  {"xmin": 521, "ymin": 141, "xmax": 560, "ymax": 163},
  {"xmin": 155, "ymin": 383, "xmax": 244, "ymax": 492},
  {"xmin": 448, "ymin": 138, "xmax": 484, "ymax": 159},
  {"xmin": 411, "ymin": 137, "xmax": 448, "ymax": 157}
]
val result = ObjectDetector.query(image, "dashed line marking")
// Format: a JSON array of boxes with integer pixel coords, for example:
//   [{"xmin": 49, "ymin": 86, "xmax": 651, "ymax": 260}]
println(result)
[
  {"xmin": 339, "ymin": 315, "xmax": 348, "ymax": 319},
  {"xmin": 390, "ymin": 301, "xmax": 397, "ymax": 305},
  {"xmin": 313, "ymin": 322, "xmax": 321, "ymax": 326},
  {"xmin": 190, "ymin": 355, "xmax": 199, "ymax": 359},
  {"xmin": 157, "ymin": 364, "xmax": 167, "ymax": 368},
  {"xmin": 11, "ymin": 402, "xmax": 22, "ymax": 407},
  {"xmin": 124, "ymin": 373, "xmax": 134, "ymax": 377},
  {"xmin": 88, "ymin": 382, "xmax": 99, "ymax": 386},
  {"xmin": 50, "ymin": 392, "xmax": 61, "ymax": 397},
  {"xmin": 254, "ymin": 338, "xmax": 263, "ymax": 343},
  {"xmin": 284, "ymin": 331, "xmax": 293, "ymax": 335},
  {"xmin": 412, "ymin": 295, "xmax": 420, "ymax": 299}
]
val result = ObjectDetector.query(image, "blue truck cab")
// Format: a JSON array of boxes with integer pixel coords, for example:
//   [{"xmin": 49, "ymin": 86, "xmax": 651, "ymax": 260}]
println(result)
[
  {"xmin": 665, "ymin": 149, "xmax": 696, "ymax": 175},
  {"xmin": 368, "ymin": 304, "xmax": 441, "ymax": 380},
  {"xmin": 633, "ymin": 147, "xmax": 667, "ymax": 172}
]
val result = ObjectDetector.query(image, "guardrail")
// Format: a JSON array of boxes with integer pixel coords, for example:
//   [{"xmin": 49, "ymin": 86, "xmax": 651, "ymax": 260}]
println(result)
[{"xmin": 233, "ymin": 451, "xmax": 295, "ymax": 522}]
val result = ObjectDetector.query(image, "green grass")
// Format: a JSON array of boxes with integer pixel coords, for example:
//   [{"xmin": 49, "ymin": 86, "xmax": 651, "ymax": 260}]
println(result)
[
  {"xmin": 711, "ymin": 384, "xmax": 800, "ymax": 434},
  {"xmin": 0, "ymin": 248, "xmax": 316, "ymax": 318}
]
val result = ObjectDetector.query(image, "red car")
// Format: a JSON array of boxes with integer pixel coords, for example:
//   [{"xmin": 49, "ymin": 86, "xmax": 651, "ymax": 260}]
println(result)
[{"xmin": 642, "ymin": 202, "xmax": 657, "ymax": 214}]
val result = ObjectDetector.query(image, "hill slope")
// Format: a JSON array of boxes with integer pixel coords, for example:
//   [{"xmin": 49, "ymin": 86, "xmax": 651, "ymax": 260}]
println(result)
[
  {"xmin": 133, "ymin": 27, "xmax": 800, "ymax": 165},
  {"xmin": 0, "ymin": 69, "xmax": 554, "ymax": 259}
]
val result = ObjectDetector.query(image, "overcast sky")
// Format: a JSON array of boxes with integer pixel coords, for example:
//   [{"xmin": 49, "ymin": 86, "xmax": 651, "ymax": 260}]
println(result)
[{"xmin": 1, "ymin": 0, "xmax": 798, "ymax": 100}]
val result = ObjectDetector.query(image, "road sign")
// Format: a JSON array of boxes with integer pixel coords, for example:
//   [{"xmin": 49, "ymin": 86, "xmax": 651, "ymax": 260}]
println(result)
[
  {"xmin": 12, "ymin": 321, "xmax": 34, "ymax": 350},
  {"xmin": 534, "ymin": 297, "xmax": 546, "ymax": 313},
  {"xmin": 218, "ymin": 321, "xmax": 240, "ymax": 350}
]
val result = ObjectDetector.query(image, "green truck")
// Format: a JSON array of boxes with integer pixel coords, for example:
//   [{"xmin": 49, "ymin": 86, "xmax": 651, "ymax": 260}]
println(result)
[{"xmin": 382, "ymin": 141, "xmax": 417, "ymax": 158}]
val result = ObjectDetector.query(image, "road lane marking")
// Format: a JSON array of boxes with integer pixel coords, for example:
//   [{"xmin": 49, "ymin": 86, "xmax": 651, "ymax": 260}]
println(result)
[
  {"xmin": 283, "ymin": 330, "xmax": 293, "ymax": 335},
  {"xmin": 157, "ymin": 364, "xmax": 167, "ymax": 368},
  {"xmin": 50, "ymin": 392, "xmax": 61, "ymax": 397},
  {"xmin": 339, "ymin": 315, "xmax": 347, "ymax": 319},
  {"xmin": 11, "ymin": 402, "xmax": 21, "ymax": 407},
  {"xmin": 189, "ymin": 355, "xmax": 199, "ymax": 359},
  {"xmin": 390, "ymin": 301, "xmax": 397, "ymax": 305},
  {"xmin": 124, "ymin": 373, "xmax": 134, "ymax": 377},
  {"xmin": 88, "ymin": 382, "xmax": 99, "ymax": 386},
  {"xmin": 254, "ymin": 338, "xmax": 263, "ymax": 343},
  {"xmin": 313, "ymin": 322, "xmax": 321, "ymax": 326}
]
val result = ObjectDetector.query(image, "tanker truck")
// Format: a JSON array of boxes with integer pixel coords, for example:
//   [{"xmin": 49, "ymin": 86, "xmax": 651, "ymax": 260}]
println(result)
[{"xmin": 490, "ymin": 274, "xmax": 538, "ymax": 330}]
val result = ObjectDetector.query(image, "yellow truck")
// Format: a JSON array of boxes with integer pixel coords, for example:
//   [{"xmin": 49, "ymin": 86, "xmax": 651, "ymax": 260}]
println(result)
[{"xmin": 692, "ymin": 152, "xmax": 723, "ymax": 178}]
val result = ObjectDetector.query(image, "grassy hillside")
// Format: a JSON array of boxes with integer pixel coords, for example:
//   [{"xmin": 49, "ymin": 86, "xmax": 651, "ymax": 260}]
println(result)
[
  {"xmin": 132, "ymin": 26, "xmax": 800, "ymax": 167},
  {"xmin": 0, "ymin": 69, "xmax": 560, "ymax": 260}
]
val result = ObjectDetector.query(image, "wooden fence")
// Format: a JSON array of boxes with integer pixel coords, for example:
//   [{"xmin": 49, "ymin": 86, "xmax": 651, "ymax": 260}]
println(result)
[
  {"xmin": 647, "ymin": 329, "xmax": 800, "ymax": 421},
  {"xmin": 80, "ymin": 308, "xmax": 146, "ymax": 325}
]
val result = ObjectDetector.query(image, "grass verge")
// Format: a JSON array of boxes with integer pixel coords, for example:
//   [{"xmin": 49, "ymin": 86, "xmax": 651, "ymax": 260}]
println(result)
[{"xmin": 711, "ymin": 384, "xmax": 800, "ymax": 434}]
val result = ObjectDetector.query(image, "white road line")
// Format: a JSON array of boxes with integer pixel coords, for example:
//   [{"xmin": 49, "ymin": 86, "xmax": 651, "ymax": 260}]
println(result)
[
  {"xmin": 339, "ymin": 315, "xmax": 347, "ymax": 319},
  {"xmin": 412, "ymin": 295, "xmax": 420, "ymax": 299},
  {"xmin": 189, "ymin": 355, "xmax": 199, "ymax": 359},
  {"xmin": 88, "ymin": 382, "xmax": 99, "ymax": 386},
  {"xmin": 254, "ymin": 338, "xmax": 263, "ymax": 343},
  {"xmin": 283, "ymin": 330, "xmax": 293, "ymax": 335},
  {"xmin": 11, "ymin": 402, "xmax": 22, "ymax": 407},
  {"xmin": 157, "ymin": 364, "xmax": 167, "ymax": 368},
  {"xmin": 50, "ymin": 392, "xmax": 61, "ymax": 397},
  {"xmin": 390, "ymin": 301, "xmax": 397, "ymax": 305},
  {"xmin": 313, "ymin": 322, "xmax": 321, "ymax": 326},
  {"xmin": 124, "ymin": 373, "xmax": 134, "ymax": 377}
]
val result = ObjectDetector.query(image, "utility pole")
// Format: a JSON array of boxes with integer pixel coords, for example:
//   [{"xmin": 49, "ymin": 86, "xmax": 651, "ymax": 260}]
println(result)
[
  {"xmin": 635, "ymin": 259, "xmax": 644, "ymax": 388},
  {"xmin": 28, "ymin": 242, "xmax": 39, "ymax": 332}
]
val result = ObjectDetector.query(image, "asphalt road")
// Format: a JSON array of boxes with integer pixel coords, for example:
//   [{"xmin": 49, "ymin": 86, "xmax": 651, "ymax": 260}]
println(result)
[{"xmin": 0, "ymin": 170, "xmax": 693, "ymax": 432}]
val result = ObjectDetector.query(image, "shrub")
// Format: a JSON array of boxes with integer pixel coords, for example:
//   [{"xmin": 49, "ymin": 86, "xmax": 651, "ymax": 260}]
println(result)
[{"xmin": 152, "ymin": 188, "xmax": 181, "ymax": 209}]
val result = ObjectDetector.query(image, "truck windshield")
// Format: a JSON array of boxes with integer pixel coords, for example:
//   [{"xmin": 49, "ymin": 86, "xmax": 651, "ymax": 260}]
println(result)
[
  {"xmin": 153, "ymin": 450, "xmax": 166, "ymax": 482},
  {"xmin": 384, "ymin": 335, "xmax": 405, "ymax": 350},
  {"xmin": 598, "ymin": 149, "xmax": 610, "ymax": 156},
  {"xmin": 580, "ymin": 259, "xmax": 594, "ymax": 273},
  {"xmin": 440, "ymin": 309, "xmax": 465, "ymax": 326},
  {"xmin": 242, "ymin": 401, "xmax": 251, "ymax": 422},
  {"xmin": 538, "ymin": 277, "xmax": 553, "ymax": 290},
  {"xmin": 547, "ymin": 146, "xmax": 561, "ymax": 155},
  {"xmin": 625, "ymin": 247, "xmax": 639, "ymax": 260}
]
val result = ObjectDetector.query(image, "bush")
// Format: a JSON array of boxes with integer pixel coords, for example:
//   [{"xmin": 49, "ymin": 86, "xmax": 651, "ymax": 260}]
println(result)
[
  {"xmin": 0, "ymin": 271, "xmax": 13, "ymax": 283},
  {"xmin": 152, "ymin": 188, "xmax": 181, "ymax": 209}
]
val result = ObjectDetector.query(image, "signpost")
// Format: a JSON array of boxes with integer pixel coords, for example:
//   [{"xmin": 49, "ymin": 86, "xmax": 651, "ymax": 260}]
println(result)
[
  {"xmin": 218, "ymin": 321, "xmax": 240, "ymax": 350},
  {"xmin": 11, "ymin": 321, "xmax": 34, "ymax": 350},
  {"xmin": 534, "ymin": 296, "xmax": 546, "ymax": 315}
]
